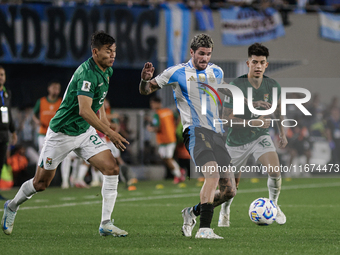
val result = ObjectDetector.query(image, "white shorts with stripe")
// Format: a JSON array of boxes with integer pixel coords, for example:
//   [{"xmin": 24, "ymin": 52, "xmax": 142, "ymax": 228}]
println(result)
[
  {"xmin": 158, "ymin": 142, "xmax": 176, "ymax": 159},
  {"xmin": 226, "ymin": 135, "xmax": 276, "ymax": 171},
  {"xmin": 38, "ymin": 126, "xmax": 110, "ymax": 170}
]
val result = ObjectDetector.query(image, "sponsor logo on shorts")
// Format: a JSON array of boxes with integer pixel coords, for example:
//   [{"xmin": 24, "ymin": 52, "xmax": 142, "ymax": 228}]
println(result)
[{"xmin": 46, "ymin": 157, "xmax": 52, "ymax": 166}]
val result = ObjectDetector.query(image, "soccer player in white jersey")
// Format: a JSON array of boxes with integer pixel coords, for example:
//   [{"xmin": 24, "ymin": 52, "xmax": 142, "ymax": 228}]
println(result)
[
  {"xmin": 2, "ymin": 31, "xmax": 129, "ymax": 237},
  {"xmin": 218, "ymin": 43, "xmax": 287, "ymax": 227},
  {"xmin": 139, "ymin": 34, "xmax": 236, "ymax": 239}
]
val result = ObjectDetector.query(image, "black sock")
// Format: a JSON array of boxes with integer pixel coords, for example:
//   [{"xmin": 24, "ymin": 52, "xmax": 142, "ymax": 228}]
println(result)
[
  {"xmin": 199, "ymin": 203, "xmax": 214, "ymax": 229},
  {"xmin": 192, "ymin": 203, "xmax": 201, "ymax": 216}
]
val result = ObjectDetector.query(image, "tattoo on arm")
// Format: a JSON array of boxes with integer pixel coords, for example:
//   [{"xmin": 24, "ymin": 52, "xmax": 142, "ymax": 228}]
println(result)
[
  {"xmin": 139, "ymin": 79, "xmax": 160, "ymax": 95},
  {"xmin": 218, "ymin": 88, "xmax": 232, "ymax": 97}
]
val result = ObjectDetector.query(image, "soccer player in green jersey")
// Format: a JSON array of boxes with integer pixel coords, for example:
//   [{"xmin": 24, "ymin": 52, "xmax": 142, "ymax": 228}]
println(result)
[
  {"xmin": 2, "ymin": 31, "xmax": 129, "ymax": 237},
  {"xmin": 218, "ymin": 43, "xmax": 288, "ymax": 227}
]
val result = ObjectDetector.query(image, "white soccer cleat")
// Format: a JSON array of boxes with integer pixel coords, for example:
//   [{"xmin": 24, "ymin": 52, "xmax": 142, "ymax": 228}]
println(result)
[
  {"xmin": 218, "ymin": 213, "xmax": 230, "ymax": 227},
  {"xmin": 275, "ymin": 205, "xmax": 286, "ymax": 225},
  {"xmin": 181, "ymin": 207, "xmax": 197, "ymax": 237},
  {"xmin": 61, "ymin": 182, "xmax": 69, "ymax": 189},
  {"xmin": 195, "ymin": 228, "xmax": 224, "ymax": 239},
  {"xmin": 1, "ymin": 200, "xmax": 17, "ymax": 235},
  {"xmin": 99, "ymin": 220, "xmax": 128, "ymax": 237},
  {"xmin": 90, "ymin": 180, "xmax": 101, "ymax": 187}
]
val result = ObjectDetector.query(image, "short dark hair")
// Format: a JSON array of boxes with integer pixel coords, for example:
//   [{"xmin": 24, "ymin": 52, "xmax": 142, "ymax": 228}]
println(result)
[
  {"xmin": 91, "ymin": 31, "xmax": 115, "ymax": 50},
  {"xmin": 150, "ymin": 96, "xmax": 161, "ymax": 103},
  {"xmin": 248, "ymin": 43, "xmax": 269, "ymax": 58},
  {"xmin": 48, "ymin": 80, "xmax": 60, "ymax": 87},
  {"xmin": 190, "ymin": 34, "xmax": 214, "ymax": 52}
]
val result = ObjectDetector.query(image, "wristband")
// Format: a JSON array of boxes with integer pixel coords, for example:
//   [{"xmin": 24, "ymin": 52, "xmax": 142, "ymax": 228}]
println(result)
[{"xmin": 141, "ymin": 78, "xmax": 150, "ymax": 82}]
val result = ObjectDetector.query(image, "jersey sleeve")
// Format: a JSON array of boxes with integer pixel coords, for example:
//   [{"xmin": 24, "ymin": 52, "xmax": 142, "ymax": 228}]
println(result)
[
  {"xmin": 154, "ymin": 65, "xmax": 180, "ymax": 88},
  {"xmin": 151, "ymin": 113, "xmax": 160, "ymax": 128},
  {"xmin": 76, "ymin": 70, "xmax": 97, "ymax": 98},
  {"xmin": 212, "ymin": 66, "xmax": 224, "ymax": 84},
  {"xmin": 223, "ymin": 81, "xmax": 234, "ymax": 108},
  {"xmin": 33, "ymin": 98, "xmax": 41, "ymax": 116}
]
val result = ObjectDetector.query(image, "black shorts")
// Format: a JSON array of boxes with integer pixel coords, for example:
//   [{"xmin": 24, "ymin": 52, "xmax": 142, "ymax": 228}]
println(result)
[{"xmin": 183, "ymin": 126, "xmax": 231, "ymax": 167}]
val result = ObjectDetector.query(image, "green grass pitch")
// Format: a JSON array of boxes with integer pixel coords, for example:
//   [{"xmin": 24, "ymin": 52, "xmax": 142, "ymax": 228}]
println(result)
[{"xmin": 0, "ymin": 177, "xmax": 339, "ymax": 255}]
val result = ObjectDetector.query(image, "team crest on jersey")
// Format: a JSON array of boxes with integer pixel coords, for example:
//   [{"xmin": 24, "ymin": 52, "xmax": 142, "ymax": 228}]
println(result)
[
  {"xmin": 264, "ymin": 94, "xmax": 269, "ymax": 102},
  {"xmin": 208, "ymin": 74, "xmax": 215, "ymax": 83},
  {"xmin": 46, "ymin": 157, "xmax": 52, "ymax": 166},
  {"xmin": 82, "ymin": 81, "xmax": 91, "ymax": 92},
  {"xmin": 198, "ymin": 73, "xmax": 206, "ymax": 82}
]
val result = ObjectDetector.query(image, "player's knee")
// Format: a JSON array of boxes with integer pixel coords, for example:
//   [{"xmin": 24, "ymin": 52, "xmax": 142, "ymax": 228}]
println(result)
[{"xmin": 101, "ymin": 162, "xmax": 119, "ymax": 176}]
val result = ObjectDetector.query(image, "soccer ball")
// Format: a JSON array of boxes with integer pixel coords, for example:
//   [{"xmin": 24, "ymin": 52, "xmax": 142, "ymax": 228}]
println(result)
[{"xmin": 249, "ymin": 198, "xmax": 277, "ymax": 225}]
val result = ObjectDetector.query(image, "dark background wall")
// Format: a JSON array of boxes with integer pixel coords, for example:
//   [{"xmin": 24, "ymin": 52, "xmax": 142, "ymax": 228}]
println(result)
[{"xmin": 1, "ymin": 63, "xmax": 154, "ymax": 109}]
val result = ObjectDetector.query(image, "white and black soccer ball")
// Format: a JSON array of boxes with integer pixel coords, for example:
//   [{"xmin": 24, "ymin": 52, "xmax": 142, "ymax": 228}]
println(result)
[{"xmin": 249, "ymin": 198, "xmax": 277, "ymax": 225}]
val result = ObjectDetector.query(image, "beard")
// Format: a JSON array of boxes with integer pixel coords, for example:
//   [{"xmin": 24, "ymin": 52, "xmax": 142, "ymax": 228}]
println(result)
[{"xmin": 193, "ymin": 58, "xmax": 207, "ymax": 71}]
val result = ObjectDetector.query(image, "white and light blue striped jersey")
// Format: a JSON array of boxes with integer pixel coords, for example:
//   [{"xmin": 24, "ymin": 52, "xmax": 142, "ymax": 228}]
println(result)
[{"xmin": 155, "ymin": 59, "xmax": 225, "ymax": 133}]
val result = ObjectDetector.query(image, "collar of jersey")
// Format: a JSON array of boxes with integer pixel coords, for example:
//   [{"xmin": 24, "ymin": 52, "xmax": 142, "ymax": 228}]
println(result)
[{"xmin": 89, "ymin": 57, "xmax": 111, "ymax": 84}]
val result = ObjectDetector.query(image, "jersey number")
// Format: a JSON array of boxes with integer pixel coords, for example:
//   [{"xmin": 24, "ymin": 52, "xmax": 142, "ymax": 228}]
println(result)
[
  {"xmin": 90, "ymin": 134, "xmax": 103, "ymax": 145},
  {"xmin": 259, "ymin": 138, "xmax": 271, "ymax": 148}
]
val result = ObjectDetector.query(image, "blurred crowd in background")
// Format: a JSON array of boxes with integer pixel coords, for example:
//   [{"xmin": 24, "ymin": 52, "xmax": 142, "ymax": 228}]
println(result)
[{"xmin": 0, "ymin": 0, "xmax": 340, "ymax": 13}]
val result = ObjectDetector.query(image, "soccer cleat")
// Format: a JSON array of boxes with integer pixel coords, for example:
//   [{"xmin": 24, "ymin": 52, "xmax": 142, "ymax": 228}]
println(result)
[
  {"xmin": 0, "ymin": 194, "xmax": 7, "ymax": 200},
  {"xmin": 99, "ymin": 220, "xmax": 128, "ymax": 237},
  {"xmin": 218, "ymin": 213, "xmax": 230, "ymax": 227},
  {"xmin": 1, "ymin": 200, "xmax": 17, "ymax": 235},
  {"xmin": 61, "ymin": 182, "xmax": 69, "ymax": 189},
  {"xmin": 181, "ymin": 207, "xmax": 196, "ymax": 237},
  {"xmin": 195, "ymin": 228, "xmax": 224, "ymax": 239},
  {"xmin": 275, "ymin": 205, "xmax": 286, "ymax": 225},
  {"xmin": 74, "ymin": 180, "xmax": 89, "ymax": 189},
  {"xmin": 90, "ymin": 180, "xmax": 102, "ymax": 187}
]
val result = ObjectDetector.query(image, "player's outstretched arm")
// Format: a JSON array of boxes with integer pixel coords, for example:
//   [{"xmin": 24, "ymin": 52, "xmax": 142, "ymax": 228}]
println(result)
[
  {"xmin": 78, "ymin": 95, "xmax": 129, "ymax": 151},
  {"xmin": 139, "ymin": 62, "xmax": 161, "ymax": 95}
]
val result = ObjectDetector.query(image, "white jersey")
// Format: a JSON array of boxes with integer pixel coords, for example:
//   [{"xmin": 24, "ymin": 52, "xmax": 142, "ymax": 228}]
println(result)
[{"xmin": 155, "ymin": 59, "xmax": 224, "ymax": 133}]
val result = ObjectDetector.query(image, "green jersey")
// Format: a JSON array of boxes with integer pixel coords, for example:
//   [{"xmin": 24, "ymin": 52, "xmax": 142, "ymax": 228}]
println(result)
[
  {"xmin": 49, "ymin": 57, "xmax": 113, "ymax": 136},
  {"xmin": 223, "ymin": 74, "xmax": 281, "ymax": 146}
]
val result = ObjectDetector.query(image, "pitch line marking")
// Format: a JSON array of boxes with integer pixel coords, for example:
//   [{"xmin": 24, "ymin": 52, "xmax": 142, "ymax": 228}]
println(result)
[{"xmin": 0, "ymin": 182, "xmax": 339, "ymax": 212}]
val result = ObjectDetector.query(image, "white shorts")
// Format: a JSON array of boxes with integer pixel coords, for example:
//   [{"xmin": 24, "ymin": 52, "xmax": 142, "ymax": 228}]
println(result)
[
  {"xmin": 226, "ymin": 135, "xmax": 276, "ymax": 171},
  {"xmin": 38, "ymin": 126, "xmax": 110, "ymax": 170},
  {"xmin": 158, "ymin": 142, "xmax": 176, "ymax": 159},
  {"xmin": 106, "ymin": 140, "xmax": 121, "ymax": 158}
]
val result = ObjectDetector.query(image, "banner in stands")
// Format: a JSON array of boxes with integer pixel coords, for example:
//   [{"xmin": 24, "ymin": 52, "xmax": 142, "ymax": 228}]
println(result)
[
  {"xmin": 220, "ymin": 7, "xmax": 285, "ymax": 46},
  {"xmin": 319, "ymin": 12, "xmax": 340, "ymax": 42},
  {"xmin": 0, "ymin": 4, "xmax": 158, "ymax": 67},
  {"xmin": 161, "ymin": 3, "xmax": 191, "ymax": 67}
]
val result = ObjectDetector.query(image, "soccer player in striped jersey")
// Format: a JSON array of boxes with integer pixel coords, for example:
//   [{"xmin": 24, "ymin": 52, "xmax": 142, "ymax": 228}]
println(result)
[
  {"xmin": 140, "ymin": 34, "xmax": 236, "ymax": 239},
  {"xmin": 218, "ymin": 43, "xmax": 287, "ymax": 227},
  {"xmin": 2, "ymin": 31, "xmax": 129, "ymax": 237}
]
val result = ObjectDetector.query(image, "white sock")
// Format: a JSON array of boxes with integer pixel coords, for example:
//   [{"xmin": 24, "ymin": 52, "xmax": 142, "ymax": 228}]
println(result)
[
  {"xmin": 171, "ymin": 160, "xmax": 181, "ymax": 178},
  {"xmin": 77, "ymin": 164, "xmax": 88, "ymax": 181},
  {"xmin": 220, "ymin": 197, "xmax": 234, "ymax": 215},
  {"xmin": 101, "ymin": 175, "xmax": 119, "ymax": 224},
  {"xmin": 267, "ymin": 175, "xmax": 281, "ymax": 205},
  {"xmin": 61, "ymin": 157, "xmax": 71, "ymax": 186},
  {"xmin": 8, "ymin": 178, "xmax": 37, "ymax": 212}
]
